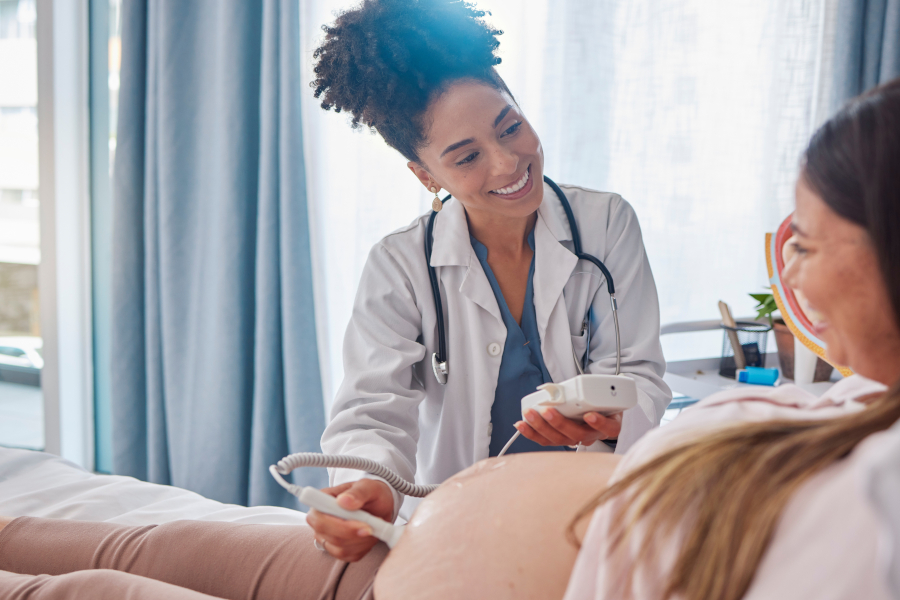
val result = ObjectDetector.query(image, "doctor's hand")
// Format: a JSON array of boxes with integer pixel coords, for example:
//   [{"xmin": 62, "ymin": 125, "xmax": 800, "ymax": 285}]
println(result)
[
  {"xmin": 515, "ymin": 408, "xmax": 623, "ymax": 448},
  {"xmin": 306, "ymin": 479, "xmax": 394, "ymax": 562}
]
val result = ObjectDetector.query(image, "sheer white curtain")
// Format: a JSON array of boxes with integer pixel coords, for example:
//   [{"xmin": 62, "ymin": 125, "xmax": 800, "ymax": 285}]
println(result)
[{"xmin": 299, "ymin": 0, "xmax": 827, "ymax": 405}]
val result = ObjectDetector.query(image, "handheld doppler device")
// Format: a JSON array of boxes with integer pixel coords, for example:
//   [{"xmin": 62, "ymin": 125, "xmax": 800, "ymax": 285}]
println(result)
[
  {"xmin": 496, "ymin": 374, "xmax": 638, "ymax": 456},
  {"xmin": 269, "ymin": 455, "xmax": 435, "ymax": 549},
  {"xmin": 521, "ymin": 374, "xmax": 638, "ymax": 420},
  {"xmin": 297, "ymin": 486, "xmax": 404, "ymax": 548}
]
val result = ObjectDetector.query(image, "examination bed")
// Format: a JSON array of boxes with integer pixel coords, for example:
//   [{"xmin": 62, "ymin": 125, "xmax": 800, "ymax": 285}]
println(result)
[{"xmin": 0, "ymin": 447, "xmax": 309, "ymax": 526}]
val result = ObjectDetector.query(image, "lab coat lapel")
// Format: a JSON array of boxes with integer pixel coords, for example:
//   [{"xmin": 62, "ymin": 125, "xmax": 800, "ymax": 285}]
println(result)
[
  {"xmin": 429, "ymin": 198, "xmax": 470, "ymax": 268},
  {"xmin": 534, "ymin": 190, "xmax": 579, "ymax": 383},
  {"xmin": 430, "ymin": 198, "xmax": 503, "ymax": 323}
]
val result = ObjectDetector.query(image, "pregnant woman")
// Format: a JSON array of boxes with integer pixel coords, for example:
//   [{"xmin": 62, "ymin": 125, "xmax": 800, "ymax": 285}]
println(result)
[{"xmin": 1, "ymin": 74, "xmax": 899, "ymax": 600}]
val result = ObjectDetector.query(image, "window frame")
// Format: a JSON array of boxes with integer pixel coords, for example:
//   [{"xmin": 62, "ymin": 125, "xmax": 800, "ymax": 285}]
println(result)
[
  {"xmin": 35, "ymin": 0, "xmax": 95, "ymax": 469},
  {"xmin": 88, "ymin": 0, "xmax": 113, "ymax": 473}
]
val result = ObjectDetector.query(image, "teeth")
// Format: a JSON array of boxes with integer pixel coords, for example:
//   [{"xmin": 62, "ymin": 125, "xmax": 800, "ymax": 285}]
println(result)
[{"xmin": 492, "ymin": 168, "xmax": 529, "ymax": 195}]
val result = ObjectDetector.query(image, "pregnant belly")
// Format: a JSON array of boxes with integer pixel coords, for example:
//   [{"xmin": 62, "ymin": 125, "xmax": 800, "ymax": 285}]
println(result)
[{"xmin": 374, "ymin": 452, "xmax": 620, "ymax": 600}]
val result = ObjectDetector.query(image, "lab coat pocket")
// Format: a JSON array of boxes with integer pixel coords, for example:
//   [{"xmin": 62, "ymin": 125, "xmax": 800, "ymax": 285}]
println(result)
[{"xmin": 570, "ymin": 332, "xmax": 588, "ymax": 367}]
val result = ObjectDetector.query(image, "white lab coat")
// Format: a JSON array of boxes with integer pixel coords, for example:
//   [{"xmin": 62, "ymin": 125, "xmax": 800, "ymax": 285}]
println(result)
[{"xmin": 321, "ymin": 182, "xmax": 671, "ymax": 520}]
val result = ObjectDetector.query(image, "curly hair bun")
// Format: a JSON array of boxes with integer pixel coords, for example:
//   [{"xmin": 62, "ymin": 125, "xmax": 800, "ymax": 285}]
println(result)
[{"xmin": 313, "ymin": 0, "xmax": 506, "ymax": 161}]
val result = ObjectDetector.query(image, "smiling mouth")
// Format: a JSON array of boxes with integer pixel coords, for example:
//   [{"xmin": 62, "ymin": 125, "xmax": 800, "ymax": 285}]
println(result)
[
  {"xmin": 812, "ymin": 320, "xmax": 829, "ymax": 336},
  {"xmin": 489, "ymin": 165, "xmax": 531, "ymax": 196}
]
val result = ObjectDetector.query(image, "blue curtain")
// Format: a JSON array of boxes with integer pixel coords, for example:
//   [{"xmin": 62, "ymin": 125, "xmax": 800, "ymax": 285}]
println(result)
[
  {"xmin": 112, "ymin": 0, "xmax": 327, "ymax": 508},
  {"xmin": 829, "ymin": 0, "xmax": 900, "ymax": 112}
]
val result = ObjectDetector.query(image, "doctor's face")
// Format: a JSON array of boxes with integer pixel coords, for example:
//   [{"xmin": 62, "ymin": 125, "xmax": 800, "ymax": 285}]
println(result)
[{"xmin": 409, "ymin": 81, "xmax": 545, "ymax": 221}]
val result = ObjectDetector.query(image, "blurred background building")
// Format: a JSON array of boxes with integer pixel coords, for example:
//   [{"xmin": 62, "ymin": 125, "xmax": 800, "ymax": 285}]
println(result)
[{"xmin": 0, "ymin": 0, "xmax": 39, "ymax": 336}]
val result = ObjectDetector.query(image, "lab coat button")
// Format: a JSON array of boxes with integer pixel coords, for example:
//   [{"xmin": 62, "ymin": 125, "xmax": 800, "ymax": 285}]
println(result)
[{"xmin": 487, "ymin": 342, "xmax": 502, "ymax": 357}]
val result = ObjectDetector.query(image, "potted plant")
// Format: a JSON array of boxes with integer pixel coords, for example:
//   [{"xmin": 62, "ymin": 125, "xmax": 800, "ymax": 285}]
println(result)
[{"xmin": 750, "ymin": 290, "xmax": 833, "ymax": 382}]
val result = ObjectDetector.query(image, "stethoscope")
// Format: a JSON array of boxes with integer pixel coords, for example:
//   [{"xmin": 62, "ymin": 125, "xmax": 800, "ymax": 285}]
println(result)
[{"xmin": 424, "ymin": 175, "xmax": 622, "ymax": 385}]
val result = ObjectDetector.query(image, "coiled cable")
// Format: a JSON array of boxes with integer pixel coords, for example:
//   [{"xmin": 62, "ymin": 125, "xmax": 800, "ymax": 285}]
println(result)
[{"xmin": 272, "ymin": 452, "xmax": 439, "ymax": 498}]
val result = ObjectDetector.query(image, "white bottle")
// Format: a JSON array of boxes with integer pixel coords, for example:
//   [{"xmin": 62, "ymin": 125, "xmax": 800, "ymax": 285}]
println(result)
[{"xmin": 793, "ymin": 337, "xmax": 818, "ymax": 385}]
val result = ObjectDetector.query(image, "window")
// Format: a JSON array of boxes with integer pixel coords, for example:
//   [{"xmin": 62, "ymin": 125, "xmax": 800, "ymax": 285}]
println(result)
[
  {"xmin": 0, "ymin": 0, "xmax": 41, "ymax": 450},
  {"xmin": 1, "ymin": 0, "xmax": 100, "ymax": 467}
]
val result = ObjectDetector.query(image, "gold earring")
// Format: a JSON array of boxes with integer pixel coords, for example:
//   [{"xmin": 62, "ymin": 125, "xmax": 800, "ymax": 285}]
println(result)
[{"xmin": 430, "ymin": 186, "xmax": 442, "ymax": 212}]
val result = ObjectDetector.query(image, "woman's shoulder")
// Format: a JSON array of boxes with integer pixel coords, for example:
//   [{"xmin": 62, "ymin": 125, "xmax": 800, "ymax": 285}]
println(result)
[
  {"xmin": 361, "ymin": 211, "xmax": 431, "ymax": 273},
  {"xmin": 550, "ymin": 182, "xmax": 640, "ymax": 229},
  {"xmin": 614, "ymin": 375, "xmax": 886, "ymax": 479},
  {"xmin": 543, "ymin": 182, "xmax": 643, "ymax": 255},
  {"xmin": 554, "ymin": 182, "xmax": 627, "ymax": 212},
  {"xmin": 378, "ymin": 211, "xmax": 430, "ymax": 250},
  {"xmin": 342, "ymin": 213, "xmax": 433, "ymax": 306},
  {"xmin": 695, "ymin": 374, "xmax": 881, "ymax": 407}
]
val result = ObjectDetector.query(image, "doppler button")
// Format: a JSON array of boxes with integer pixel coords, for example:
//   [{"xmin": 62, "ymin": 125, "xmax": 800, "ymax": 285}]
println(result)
[{"xmin": 487, "ymin": 342, "xmax": 502, "ymax": 357}]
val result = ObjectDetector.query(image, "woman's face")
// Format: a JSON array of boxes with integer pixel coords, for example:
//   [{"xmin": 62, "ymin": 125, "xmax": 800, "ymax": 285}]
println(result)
[
  {"xmin": 783, "ymin": 176, "xmax": 900, "ymax": 383},
  {"xmin": 409, "ymin": 81, "xmax": 545, "ymax": 221}
]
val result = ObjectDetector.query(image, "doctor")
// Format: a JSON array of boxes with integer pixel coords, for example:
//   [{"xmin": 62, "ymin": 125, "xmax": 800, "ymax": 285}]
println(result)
[{"xmin": 310, "ymin": 0, "xmax": 671, "ymax": 561}]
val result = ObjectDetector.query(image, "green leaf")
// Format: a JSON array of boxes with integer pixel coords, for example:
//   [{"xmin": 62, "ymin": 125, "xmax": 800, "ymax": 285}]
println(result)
[{"xmin": 748, "ymin": 292, "xmax": 778, "ymax": 327}]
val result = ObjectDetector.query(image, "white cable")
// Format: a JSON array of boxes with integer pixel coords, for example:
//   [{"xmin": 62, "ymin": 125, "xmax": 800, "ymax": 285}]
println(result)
[
  {"xmin": 271, "ymin": 452, "xmax": 439, "ymax": 498},
  {"xmin": 497, "ymin": 431, "xmax": 520, "ymax": 457}
]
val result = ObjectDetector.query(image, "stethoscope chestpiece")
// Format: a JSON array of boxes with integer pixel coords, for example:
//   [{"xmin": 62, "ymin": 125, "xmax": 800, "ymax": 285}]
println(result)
[{"xmin": 432, "ymin": 353, "xmax": 448, "ymax": 385}]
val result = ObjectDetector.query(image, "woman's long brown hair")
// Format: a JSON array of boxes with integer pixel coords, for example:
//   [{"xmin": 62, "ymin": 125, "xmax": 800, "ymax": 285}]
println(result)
[{"xmin": 569, "ymin": 78, "xmax": 900, "ymax": 600}]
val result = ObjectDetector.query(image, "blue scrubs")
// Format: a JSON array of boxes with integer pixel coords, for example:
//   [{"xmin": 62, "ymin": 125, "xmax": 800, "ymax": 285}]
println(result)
[{"xmin": 471, "ymin": 230, "xmax": 570, "ymax": 456}]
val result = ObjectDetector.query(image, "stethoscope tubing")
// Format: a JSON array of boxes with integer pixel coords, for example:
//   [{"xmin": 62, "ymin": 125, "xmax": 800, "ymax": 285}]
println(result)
[
  {"xmin": 425, "ymin": 200, "xmax": 451, "ymax": 383},
  {"xmin": 425, "ymin": 175, "xmax": 620, "ymax": 383}
]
